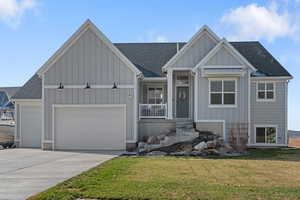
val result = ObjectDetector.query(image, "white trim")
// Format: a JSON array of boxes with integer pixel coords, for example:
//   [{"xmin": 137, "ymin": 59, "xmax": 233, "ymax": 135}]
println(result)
[
  {"xmin": 133, "ymin": 77, "xmax": 138, "ymax": 142},
  {"xmin": 52, "ymin": 104, "xmax": 127, "ymax": 150},
  {"xmin": 248, "ymin": 70, "xmax": 251, "ymax": 145},
  {"xmin": 43, "ymin": 140, "xmax": 53, "ymax": 143},
  {"xmin": 196, "ymin": 120, "xmax": 226, "ymax": 140},
  {"xmin": 42, "ymin": 75, "xmax": 45, "ymax": 150},
  {"xmin": 142, "ymin": 77, "xmax": 167, "ymax": 82},
  {"xmin": 37, "ymin": 19, "xmax": 141, "ymax": 77},
  {"xmin": 251, "ymin": 76, "xmax": 293, "ymax": 81},
  {"xmin": 44, "ymin": 84, "xmax": 134, "ymax": 89},
  {"xmin": 162, "ymin": 25, "xmax": 220, "ymax": 72},
  {"xmin": 194, "ymin": 71, "xmax": 198, "ymax": 121},
  {"xmin": 208, "ymin": 78, "xmax": 237, "ymax": 108},
  {"xmin": 202, "ymin": 65, "xmax": 244, "ymax": 69},
  {"xmin": 167, "ymin": 69, "xmax": 173, "ymax": 119},
  {"xmin": 256, "ymin": 81, "xmax": 276, "ymax": 102},
  {"xmin": 285, "ymin": 81, "xmax": 288, "ymax": 145},
  {"xmin": 254, "ymin": 124, "xmax": 278, "ymax": 145},
  {"xmin": 14, "ymin": 104, "xmax": 18, "ymax": 145},
  {"xmin": 12, "ymin": 99, "xmax": 41, "ymax": 103},
  {"xmin": 192, "ymin": 39, "xmax": 257, "ymax": 73}
]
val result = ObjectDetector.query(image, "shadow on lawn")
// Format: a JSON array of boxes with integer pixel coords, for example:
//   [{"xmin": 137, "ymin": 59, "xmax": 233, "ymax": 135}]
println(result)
[{"xmin": 211, "ymin": 148, "xmax": 300, "ymax": 162}]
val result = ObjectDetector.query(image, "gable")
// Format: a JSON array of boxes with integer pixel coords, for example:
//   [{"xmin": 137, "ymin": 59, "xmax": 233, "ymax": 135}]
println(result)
[
  {"xmin": 38, "ymin": 20, "xmax": 141, "ymax": 80},
  {"xmin": 205, "ymin": 46, "xmax": 242, "ymax": 66},
  {"xmin": 162, "ymin": 26, "xmax": 220, "ymax": 70},
  {"xmin": 44, "ymin": 28, "xmax": 136, "ymax": 85}
]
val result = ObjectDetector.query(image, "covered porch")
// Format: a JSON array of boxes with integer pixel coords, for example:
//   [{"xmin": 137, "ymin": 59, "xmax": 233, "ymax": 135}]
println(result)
[{"xmin": 138, "ymin": 70, "xmax": 194, "ymax": 120}]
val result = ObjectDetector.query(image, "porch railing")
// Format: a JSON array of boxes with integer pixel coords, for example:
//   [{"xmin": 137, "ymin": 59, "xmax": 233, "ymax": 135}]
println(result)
[{"xmin": 139, "ymin": 104, "xmax": 167, "ymax": 119}]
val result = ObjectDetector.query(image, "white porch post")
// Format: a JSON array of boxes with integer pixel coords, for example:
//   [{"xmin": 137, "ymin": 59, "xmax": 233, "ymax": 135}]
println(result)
[{"xmin": 167, "ymin": 69, "xmax": 173, "ymax": 119}]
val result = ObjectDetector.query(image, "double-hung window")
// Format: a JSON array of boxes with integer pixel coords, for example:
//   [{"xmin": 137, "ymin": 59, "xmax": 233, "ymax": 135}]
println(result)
[
  {"xmin": 255, "ymin": 126, "xmax": 277, "ymax": 144},
  {"xmin": 257, "ymin": 82, "xmax": 275, "ymax": 101},
  {"xmin": 148, "ymin": 87, "xmax": 163, "ymax": 104},
  {"xmin": 209, "ymin": 79, "xmax": 236, "ymax": 106}
]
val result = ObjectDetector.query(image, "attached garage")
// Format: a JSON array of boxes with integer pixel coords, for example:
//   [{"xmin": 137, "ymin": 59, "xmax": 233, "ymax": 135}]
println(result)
[
  {"xmin": 20, "ymin": 104, "xmax": 42, "ymax": 148},
  {"xmin": 53, "ymin": 105, "xmax": 126, "ymax": 150}
]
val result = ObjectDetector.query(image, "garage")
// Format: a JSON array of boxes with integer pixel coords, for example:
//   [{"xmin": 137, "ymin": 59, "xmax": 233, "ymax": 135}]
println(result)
[
  {"xmin": 20, "ymin": 104, "xmax": 42, "ymax": 148},
  {"xmin": 53, "ymin": 105, "xmax": 126, "ymax": 150}
]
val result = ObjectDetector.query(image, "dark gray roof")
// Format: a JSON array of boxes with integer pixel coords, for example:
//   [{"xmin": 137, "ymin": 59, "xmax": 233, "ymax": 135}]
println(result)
[
  {"xmin": 230, "ymin": 42, "xmax": 291, "ymax": 77},
  {"xmin": 0, "ymin": 87, "xmax": 20, "ymax": 99},
  {"xmin": 12, "ymin": 74, "xmax": 42, "ymax": 99},
  {"xmin": 115, "ymin": 43, "xmax": 185, "ymax": 77},
  {"xmin": 13, "ymin": 41, "xmax": 291, "ymax": 100}
]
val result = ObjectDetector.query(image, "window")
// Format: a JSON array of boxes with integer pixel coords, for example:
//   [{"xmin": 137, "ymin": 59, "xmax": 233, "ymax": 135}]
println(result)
[
  {"xmin": 255, "ymin": 126, "xmax": 277, "ymax": 144},
  {"xmin": 257, "ymin": 82, "xmax": 275, "ymax": 101},
  {"xmin": 209, "ymin": 80, "xmax": 236, "ymax": 106},
  {"xmin": 148, "ymin": 87, "xmax": 163, "ymax": 104},
  {"xmin": 176, "ymin": 74, "xmax": 189, "ymax": 86}
]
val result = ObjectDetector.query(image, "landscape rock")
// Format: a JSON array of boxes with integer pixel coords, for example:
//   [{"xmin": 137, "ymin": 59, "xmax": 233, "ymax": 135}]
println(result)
[
  {"xmin": 203, "ymin": 148, "xmax": 220, "ymax": 156},
  {"xmin": 194, "ymin": 141, "xmax": 207, "ymax": 151},
  {"xmin": 206, "ymin": 140, "xmax": 217, "ymax": 149},
  {"xmin": 0, "ymin": 145, "xmax": 4, "ymax": 150},
  {"xmin": 147, "ymin": 136, "xmax": 160, "ymax": 144},
  {"xmin": 147, "ymin": 151, "xmax": 167, "ymax": 156}
]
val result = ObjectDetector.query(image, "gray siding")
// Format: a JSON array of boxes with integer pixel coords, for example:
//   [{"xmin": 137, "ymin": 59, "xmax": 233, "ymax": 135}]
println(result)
[
  {"xmin": 206, "ymin": 47, "xmax": 241, "ymax": 66},
  {"xmin": 15, "ymin": 104, "xmax": 20, "ymax": 142},
  {"xmin": 196, "ymin": 69, "xmax": 250, "ymax": 140},
  {"xmin": 138, "ymin": 119, "xmax": 175, "ymax": 140},
  {"xmin": 250, "ymin": 81, "xmax": 287, "ymax": 144},
  {"xmin": 43, "ymin": 28, "xmax": 136, "ymax": 147},
  {"xmin": 44, "ymin": 29, "xmax": 134, "ymax": 86},
  {"xmin": 196, "ymin": 121, "xmax": 224, "ymax": 138},
  {"xmin": 172, "ymin": 33, "xmax": 217, "ymax": 68}
]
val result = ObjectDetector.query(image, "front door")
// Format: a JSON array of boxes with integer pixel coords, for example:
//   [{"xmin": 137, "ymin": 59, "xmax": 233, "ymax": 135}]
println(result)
[{"xmin": 176, "ymin": 86, "xmax": 189, "ymax": 118}]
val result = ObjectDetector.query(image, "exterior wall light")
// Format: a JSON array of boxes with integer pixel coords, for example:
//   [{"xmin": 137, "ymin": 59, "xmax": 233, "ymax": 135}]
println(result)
[
  {"xmin": 57, "ymin": 82, "xmax": 64, "ymax": 90},
  {"xmin": 85, "ymin": 82, "xmax": 91, "ymax": 89},
  {"xmin": 112, "ymin": 82, "xmax": 118, "ymax": 89}
]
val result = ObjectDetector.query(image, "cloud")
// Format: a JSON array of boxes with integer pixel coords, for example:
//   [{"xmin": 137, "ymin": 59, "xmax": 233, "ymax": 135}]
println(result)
[
  {"xmin": 220, "ymin": 3, "xmax": 299, "ymax": 42},
  {"xmin": 138, "ymin": 30, "xmax": 169, "ymax": 42},
  {"xmin": 0, "ymin": 0, "xmax": 37, "ymax": 28}
]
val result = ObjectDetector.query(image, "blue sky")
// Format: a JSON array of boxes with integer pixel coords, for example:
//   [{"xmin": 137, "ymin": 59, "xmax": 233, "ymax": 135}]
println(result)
[{"xmin": 0, "ymin": 0, "xmax": 299, "ymax": 130}]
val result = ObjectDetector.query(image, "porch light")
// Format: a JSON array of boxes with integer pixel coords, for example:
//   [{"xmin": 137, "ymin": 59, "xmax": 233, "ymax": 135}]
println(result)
[
  {"xmin": 84, "ymin": 82, "xmax": 91, "ymax": 89},
  {"xmin": 112, "ymin": 82, "xmax": 118, "ymax": 90},
  {"xmin": 57, "ymin": 82, "xmax": 64, "ymax": 90}
]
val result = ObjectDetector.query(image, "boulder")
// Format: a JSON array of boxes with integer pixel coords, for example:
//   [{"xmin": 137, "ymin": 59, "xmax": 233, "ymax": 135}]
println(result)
[
  {"xmin": 194, "ymin": 141, "xmax": 207, "ymax": 151},
  {"xmin": 147, "ymin": 136, "xmax": 160, "ymax": 144},
  {"xmin": 203, "ymin": 148, "xmax": 220, "ymax": 156},
  {"xmin": 206, "ymin": 140, "xmax": 217, "ymax": 149},
  {"xmin": 147, "ymin": 151, "xmax": 167, "ymax": 156}
]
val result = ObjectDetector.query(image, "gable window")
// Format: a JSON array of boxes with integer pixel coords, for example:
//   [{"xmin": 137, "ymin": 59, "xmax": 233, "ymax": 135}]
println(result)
[
  {"xmin": 255, "ymin": 126, "xmax": 277, "ymax": 144},
  {"xmin": 257, "ymin": 82, "xmax": 275, "ymax": 101},
  {"xmin": 148, "ymin": 87, "xmax": 163, "ymax": 104},
  {"xmin": 209, "ymin": 79, "xmax": 236, "ymax": 106}
]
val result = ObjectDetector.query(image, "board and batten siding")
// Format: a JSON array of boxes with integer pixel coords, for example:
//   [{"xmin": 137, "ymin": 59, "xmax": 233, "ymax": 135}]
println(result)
[
  {"xmin": 205, "ymin": 47, "xmax": 241, "ymax": 66},
  {"xmin": 196, "ymin": 68, "xmax": 250, "ymax": 140},
  {"xmin": 171, "ymin": 33, "xmax": 217, "ymax": 68},
  {"xmin": 250, "ymin": 81, "xmax": 287, "ymax": 144},
  {"xmin": 43, "ymin": 28, "xmax": 136, "ymax": 148}
]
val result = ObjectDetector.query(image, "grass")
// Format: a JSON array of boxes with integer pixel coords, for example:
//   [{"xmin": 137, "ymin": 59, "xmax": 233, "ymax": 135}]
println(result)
[{"xmin": 29, "ymin": 148, "xmax": 300, "ymax": 200}]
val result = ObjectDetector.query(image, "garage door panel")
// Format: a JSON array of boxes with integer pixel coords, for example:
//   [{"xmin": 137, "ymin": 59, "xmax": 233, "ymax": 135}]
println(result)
[
  {"xmin": 54, "ymin": 106, "xmax": 126, "ymax": 150},
  {"xmin": 20, "ymin": 105, "xmax": 42, "ymax": 148}
]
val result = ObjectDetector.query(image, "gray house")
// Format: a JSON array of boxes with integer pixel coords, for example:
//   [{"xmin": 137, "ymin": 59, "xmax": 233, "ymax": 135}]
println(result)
[{"xmin": 12, "ymin": 20, "xmax": 292, "ymax": 150}]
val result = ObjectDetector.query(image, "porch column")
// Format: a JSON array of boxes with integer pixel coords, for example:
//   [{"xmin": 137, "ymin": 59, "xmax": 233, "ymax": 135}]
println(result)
[{"xmin": 167, "ymin": 69, "xmax": 173, "ymax": 119}]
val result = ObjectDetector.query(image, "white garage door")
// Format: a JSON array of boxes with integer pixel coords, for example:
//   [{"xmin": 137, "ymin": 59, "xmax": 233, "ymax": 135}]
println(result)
[
  {"xmin": 20, "ymin": 105, "xmax": 42, "ymax": 148},
  {"xmin": 54, "ymin": 105, "xmax": 126, "ymax": 150}
]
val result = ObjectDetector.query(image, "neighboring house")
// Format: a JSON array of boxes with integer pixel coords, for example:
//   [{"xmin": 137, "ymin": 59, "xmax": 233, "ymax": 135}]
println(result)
[
  {"xmin": 11, "ymin": 20, "xmax": 292, "ymax": 150},
  {"xmin": 0, "ymin": 87, "xmax": 20, "ymax": 119}
]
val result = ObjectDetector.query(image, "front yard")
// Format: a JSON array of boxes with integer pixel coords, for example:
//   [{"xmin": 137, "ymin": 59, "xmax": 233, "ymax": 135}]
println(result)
[{"xmin": 29, "ymin": 149, "xmax": 300, "ymax": 200}]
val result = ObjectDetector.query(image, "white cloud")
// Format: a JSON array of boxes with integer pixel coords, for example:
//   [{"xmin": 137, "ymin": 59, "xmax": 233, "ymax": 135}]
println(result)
[
  {"xmin": 220, "ymin": 3, "xmax": 299, "ymax": 42},
  {"xmin": 0, "ymin": 0, "xmax": 37, "ymax": 28},
  {"xmin": 138, "ymin": 30, "xmax": 169, "ymax": 42}
]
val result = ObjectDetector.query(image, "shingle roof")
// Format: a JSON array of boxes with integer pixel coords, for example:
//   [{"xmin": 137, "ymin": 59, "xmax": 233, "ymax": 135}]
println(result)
[
  {"xmin": 13, "ymin": 41, "xmax": 291, "ymax": 99},
  {"xmin": 230, "ymin": 41, "xmax": 291, "ymax": 77},
  {"xmin": 12, "ymin": 74, "xmax": 42, "ymax": 100}
]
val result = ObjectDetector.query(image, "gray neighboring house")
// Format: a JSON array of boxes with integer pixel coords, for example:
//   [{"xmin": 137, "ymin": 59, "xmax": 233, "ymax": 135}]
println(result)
[
  {"xmin": 12, "ymin": 20, "xmax": 292, "ymax": 150},
  {"xmin": 0, "ymin": 87, "xmax": 20, "ymax": 110}
]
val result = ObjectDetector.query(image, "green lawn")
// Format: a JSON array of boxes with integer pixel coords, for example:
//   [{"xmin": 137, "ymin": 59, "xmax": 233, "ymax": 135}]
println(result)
[{"xmin": 29, "ymin": 149, "xmax": 300, "ymax": 200}]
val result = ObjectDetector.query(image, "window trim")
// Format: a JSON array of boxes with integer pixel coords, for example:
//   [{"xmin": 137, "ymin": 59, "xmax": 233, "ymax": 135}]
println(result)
[
  {"xmin": 254, "ymin": 124, "xmax": 278, "ymax": 145},
  {"xmin": 256, "ymin": 81, "xmax": 276, "ymax": 102},
  {"xmin": 147, "ymin": 86, "xmax": 164, "ymax": 104},
  {"xmin": 208, "ymin": 78, "xmax": 237, "ymax": 108}
]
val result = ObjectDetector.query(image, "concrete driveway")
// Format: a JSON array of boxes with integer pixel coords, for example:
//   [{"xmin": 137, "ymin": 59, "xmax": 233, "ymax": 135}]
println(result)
[{"xmin": 0, "ymin": 148, "xmax": 121, "ymax": 200}]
